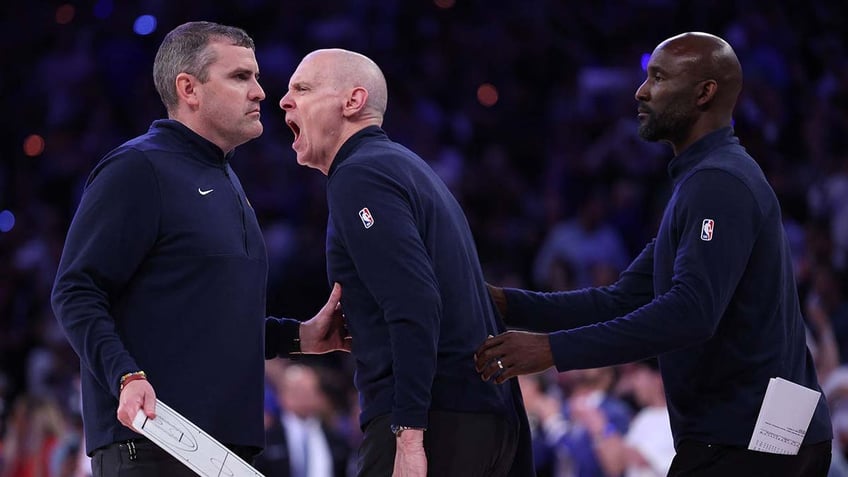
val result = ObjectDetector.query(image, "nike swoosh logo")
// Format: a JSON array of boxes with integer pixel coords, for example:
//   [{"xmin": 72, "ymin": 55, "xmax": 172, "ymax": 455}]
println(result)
[{"xmin": 198, "ymin": 188, "xmax": 214, "ymax": 196}]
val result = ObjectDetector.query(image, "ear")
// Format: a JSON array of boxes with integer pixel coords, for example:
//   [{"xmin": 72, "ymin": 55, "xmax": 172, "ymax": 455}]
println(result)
[
  {"xmin": 175, "ymin": 72, "xmax": 200, "ymax": 108},
  {"xmin": 342, "ymin": 87, "xmax": 368, "ymax": 118},
  {"xmin": 695, "ymin": 79, "xmax": 718, "ymax": 108}
]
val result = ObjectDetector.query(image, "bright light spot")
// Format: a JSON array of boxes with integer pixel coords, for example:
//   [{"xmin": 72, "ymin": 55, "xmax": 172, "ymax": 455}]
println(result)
[
  {"xmin": 94, "ymin": 0, "xmax": 114, "ymax": 19},
  {"xmin": 133, "ymin": 15, "xmax": 157, "ymax": 36},
  {"xmin": 56, "ymin": 4, "xmax": 75, "ymax": 24},
  {"xmin": 23, "ymin": 134, "xmax": 45, "ymax": 157},
  {"xmin": 0, "ymin": 210, "xmax": 15, "ymax": 233},
  {"xmin": 477, "ymin": 83, "xmax": 499, "ymax": 107},
  {"xmin": 435, "ymin": 0, "xmax": 455, "ymax": 8},
  {"xmin": 641, "ymin": 53, "xmax": 651, "ymax": 71}
]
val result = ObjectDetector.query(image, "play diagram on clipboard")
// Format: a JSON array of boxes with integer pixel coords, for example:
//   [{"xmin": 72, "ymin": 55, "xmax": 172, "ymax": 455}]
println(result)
[{"xmin": 133, "ymin": 399, "xmax": 265, "ymax": 477}]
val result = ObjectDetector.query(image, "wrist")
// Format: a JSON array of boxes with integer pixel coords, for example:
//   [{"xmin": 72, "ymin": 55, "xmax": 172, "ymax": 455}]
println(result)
[
  {"xmin": 391, "ymin": 424, "xmax": 426, "ymax": 438},
  {"xmin": 119, "ymin": 371, "xmax": 147, "ymax": 393}
]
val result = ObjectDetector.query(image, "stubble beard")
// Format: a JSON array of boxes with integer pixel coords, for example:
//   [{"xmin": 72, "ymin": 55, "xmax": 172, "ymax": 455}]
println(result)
[{"xmin": 638, "ymin": 101, "xmax": 696, "ymax": 146}]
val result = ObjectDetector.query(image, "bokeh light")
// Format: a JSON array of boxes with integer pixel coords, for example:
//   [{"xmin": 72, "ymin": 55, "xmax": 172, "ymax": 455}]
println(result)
[
  {"xmin": 23, "ymin": 134, "xmax": 45, "ymax": 157},
  {"xmin": 641, "ymin": 53, "xmax": 651, "ymax": 71},
  {"xmin": 0, "ymin": 210, "xmax": 15, "ymax": 233},
  {"xmin": 133, "ymin": 15, "xmax": 157, "ymax": 36},
  {"xmin": 55, "ymin": 4, "xmax": 75, "ymax": 24},
  {"xmin": 94, "ymin": 0, "xmax": 114, "ymax": 19},
  {"xmin": 477, "ymin": 83, "xmax": 499, "ymax": 107},
  {"xmin": 435, "ymin": 0, "xmax": 455, "ymax": 8}
]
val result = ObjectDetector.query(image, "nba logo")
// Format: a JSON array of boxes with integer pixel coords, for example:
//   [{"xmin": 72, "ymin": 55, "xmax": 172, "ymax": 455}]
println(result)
[
  {"xmin": 700, "ymin": 219, "xmax": 714, "ymax": 241},
  {"xmin": 359, "ymin": 207, "xmax": 375, "ymax": 229}
]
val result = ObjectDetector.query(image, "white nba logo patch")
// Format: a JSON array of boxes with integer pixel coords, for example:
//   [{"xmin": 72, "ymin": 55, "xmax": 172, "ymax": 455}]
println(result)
[
  {"xmin": 359, "ymin": 207, "xmax": 375, "ymax": 229},
  {"xmin": 700, "ymin": 219, "xmax": 714, "ymax": 241}
]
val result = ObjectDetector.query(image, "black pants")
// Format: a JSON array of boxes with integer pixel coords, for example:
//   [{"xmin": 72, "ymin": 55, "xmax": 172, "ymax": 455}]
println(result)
[
  {"xmin": 356, "ymin": 410, "xmax": 518, "ymax": 477},
  {"xmin": 668, "ymin": 439, "xmax": 832, "ymax": 477},
  {"xmin": 91, "ymin": 438, "xmax": 257, "ymax": 477}
]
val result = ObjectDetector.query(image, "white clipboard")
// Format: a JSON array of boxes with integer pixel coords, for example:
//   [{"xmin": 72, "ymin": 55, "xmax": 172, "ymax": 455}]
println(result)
[{"xmin": 133, "ymin": 399, "xmax": 265, "ymax": 477}]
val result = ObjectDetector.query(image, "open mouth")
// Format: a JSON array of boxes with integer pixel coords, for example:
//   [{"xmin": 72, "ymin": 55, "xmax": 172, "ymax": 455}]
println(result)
[{"xmin": 286, "ymin": 120, "xmax": 301, "ymax": 142}]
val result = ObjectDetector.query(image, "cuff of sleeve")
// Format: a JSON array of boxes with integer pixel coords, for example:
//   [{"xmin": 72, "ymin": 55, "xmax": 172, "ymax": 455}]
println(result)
[
  {"xmin": 264, "ymin": 317, "xmax": 301, "ymax": 359},
  {"xmin": 391, "ymin": 410, "xmax": 429, "ymax": 430},
  {"xmin": 548, "ymin": 330, "xmax": 571, "ymax": 372}
]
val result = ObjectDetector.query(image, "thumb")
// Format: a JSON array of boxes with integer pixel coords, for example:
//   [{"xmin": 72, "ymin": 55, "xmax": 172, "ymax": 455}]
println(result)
[{"xmin": 329, "ymin": 282, "xmax": 342, "ymax": 307}]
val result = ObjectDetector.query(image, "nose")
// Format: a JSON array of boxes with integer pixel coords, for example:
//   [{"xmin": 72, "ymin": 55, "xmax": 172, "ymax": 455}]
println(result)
[
  {"xmin": 251, "ymin": 80, "xmax": 266, "ymax": 102},
  {"xmin": 279, "ymin": 92, "xmax": 293, "ymax": 111},
  {"xmin": 634, "ymin": 79, "xmax": 649, "ymax": 102}
]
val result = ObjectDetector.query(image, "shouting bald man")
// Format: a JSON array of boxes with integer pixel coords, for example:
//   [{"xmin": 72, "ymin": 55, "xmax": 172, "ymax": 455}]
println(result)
[
  {"xmin": 280, "ymin": 49, "xmax": 534, "ymax": 477},
  {"xmin": 476, "ymin": 32, "xmax": 832, "ymax": 475}
]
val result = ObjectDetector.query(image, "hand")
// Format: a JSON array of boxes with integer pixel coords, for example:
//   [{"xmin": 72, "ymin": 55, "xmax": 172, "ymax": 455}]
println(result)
[
  {"xmin": 116, "ymin": 379, "xmax": 156, "ymax": 432},
  {"xmin": 475, "ymin": 331, "xmax": 555, "ymax": 384},
  {"xmin": 300, "ymin": 283, "xmax": 352, "ymax": 353},
  {"xmin": 392, "ymin": 430, "xmax": 427, "ymax": 477}
]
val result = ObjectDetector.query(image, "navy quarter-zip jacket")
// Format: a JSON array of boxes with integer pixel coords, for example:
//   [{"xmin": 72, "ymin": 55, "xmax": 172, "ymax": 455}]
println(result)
[
  {"xmin": 52, "ymin": 120, "xmax": 269, "ymax": 454},
  {"xmin": 325, "ymin": 126, "xmax": 534, "ymax": 473},
  {"xmin": 503, "ymin": 127, "xmax": 832, "ymax": 448}
]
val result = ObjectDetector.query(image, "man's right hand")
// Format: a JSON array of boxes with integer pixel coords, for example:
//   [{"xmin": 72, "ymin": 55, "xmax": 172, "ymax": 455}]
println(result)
[
  {"xmin": 117, "ymin": 379, "xmax": 156, "ymax": 432},
  {"xmin": 300, "ymin": 283, "xmax": 352, "ymax": 353}
]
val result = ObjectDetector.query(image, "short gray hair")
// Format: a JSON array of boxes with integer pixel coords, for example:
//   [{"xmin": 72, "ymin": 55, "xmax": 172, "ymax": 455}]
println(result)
[{"xmin": 153, "ymin": 21, "xmax": 255, "ymax": 112}]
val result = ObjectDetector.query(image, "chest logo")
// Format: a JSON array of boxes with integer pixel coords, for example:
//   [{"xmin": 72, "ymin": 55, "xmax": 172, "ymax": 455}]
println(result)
[
  {"xmin": 198, "ymin": 188, "xmax": 214, "ymax": 196},
  {"xmin": 358, "ymin": 207, "xmax": 375, "ymax": 229},
  {"xmin": 700, "ymin": 218, "xmax": 714, "ymax": 241}
]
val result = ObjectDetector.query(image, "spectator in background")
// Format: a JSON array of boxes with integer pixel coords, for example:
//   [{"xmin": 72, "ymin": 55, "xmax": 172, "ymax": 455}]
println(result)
[
  {"xmin": 518, "ymin": 372, "xmax": 566, "ymax": 477},
  {"xmin": 602, "ymin": 359, "xmax": 675, "ymax": 477},
  {"xmin": 556, "ymin": 367, "xmax": 632, "ymax": 477},
  {"xmin": 255, "ymin": 363, "xmax": 351, "ymax": 477},
  {"xmin": 533, "ymin": 187, "xmax": 630, "ymax": 290},
  {"xmin": 0, "ymin": 395, "xmax": 65, "ymax": 477}
]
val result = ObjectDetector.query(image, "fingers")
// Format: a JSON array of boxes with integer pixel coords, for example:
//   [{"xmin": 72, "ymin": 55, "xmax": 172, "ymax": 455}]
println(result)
[{"xmin": 474, "ymin": 335, "xmax": 503, "ymax": 372}]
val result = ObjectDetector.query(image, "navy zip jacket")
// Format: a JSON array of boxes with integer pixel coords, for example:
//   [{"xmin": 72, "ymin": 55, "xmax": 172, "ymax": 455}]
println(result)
[
  {"xmin": 502, "ymin": 128, "xmax": 832, "ymax": 448},
  {"xmin": 52, "ymin": 120, "xmax": 270, "ymax": 455},
  {"xmin": 325, "ymin": 126, "xmax": 534, "ymax": 473}
]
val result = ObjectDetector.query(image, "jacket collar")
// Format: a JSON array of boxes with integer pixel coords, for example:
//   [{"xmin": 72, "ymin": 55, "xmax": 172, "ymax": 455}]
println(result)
[{"xmin": 327, "ymin": 125, "xmax": 387, "ymax": 177}]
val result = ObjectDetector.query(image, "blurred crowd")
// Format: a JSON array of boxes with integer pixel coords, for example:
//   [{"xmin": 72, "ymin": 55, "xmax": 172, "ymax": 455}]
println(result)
[{"xmin": 1, "ymin": 0, "xmax": 848, "ymax": 476}]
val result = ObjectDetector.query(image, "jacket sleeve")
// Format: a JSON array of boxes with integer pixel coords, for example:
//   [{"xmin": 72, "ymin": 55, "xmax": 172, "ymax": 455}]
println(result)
[
  {"xmin": 264, "ymin": 317, "xmax": 302, "ymax": 358},
  {"xmin": 546, "ymin": 169, "xmax": 761, "ymax": 371},
  {"xmin": 51, "ymin": 149, "xmax": 160, "ymax": 397},
  {"xmin": 502, "ymin": 240, "xmax": 656, "ymax": 331},
  {"xmin": 328, "ymin": 163, "xmax": 439, "ymax": 429}
]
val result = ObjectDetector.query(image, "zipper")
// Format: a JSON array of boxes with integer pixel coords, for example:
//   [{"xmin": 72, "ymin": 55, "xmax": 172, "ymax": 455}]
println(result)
[{"xmin": 222, "ymin": 165, "xmax": 249, "ymax": 255}]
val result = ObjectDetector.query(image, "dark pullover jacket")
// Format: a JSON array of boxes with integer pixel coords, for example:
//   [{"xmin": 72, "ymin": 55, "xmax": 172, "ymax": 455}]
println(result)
[
  {"xmin": 503, "ymin": 127, "xmax": 832, "ymax": 448},
  {"xmin": 52, "ymin": 120, "xmax": 269, "ymax": 455},
  {"xmin": 325, "ymin": 126, "xmax": 534, "ymax": 473}
]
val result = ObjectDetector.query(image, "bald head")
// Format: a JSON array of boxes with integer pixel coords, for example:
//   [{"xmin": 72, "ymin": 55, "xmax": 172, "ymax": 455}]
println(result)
[
  {"xmin": 304, "ymin": 48, "xmax": 388, "ymax": 118},
  {"xmin": 635, "ymin": 32, "xmax": 744, "ymax": 154},
  {"xmin": 655, "ymin": 32, "xmax": 743, "ymax": 113}
]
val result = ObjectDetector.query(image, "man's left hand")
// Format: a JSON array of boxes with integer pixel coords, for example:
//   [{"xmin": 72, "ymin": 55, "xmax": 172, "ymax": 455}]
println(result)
[
  {"xmin": 300, "ymin": 283, "xmax": 352, "ymax": 353},
  {"xmin": 392, "ymin": 429, "xmax": 427, "ymax": 477},
  {"xmin": 474, "ymin": 331, "xmax": 555, "ymax": 383}
]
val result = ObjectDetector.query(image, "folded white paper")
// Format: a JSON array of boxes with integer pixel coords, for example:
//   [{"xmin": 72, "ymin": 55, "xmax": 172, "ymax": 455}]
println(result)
[
  {"xmin": 747, "ymin": 377, "xmax": 820, "ymax": 455},
  {"xmin": 133, "ymin": 399, "xmax": 265, "ymax": 477}
]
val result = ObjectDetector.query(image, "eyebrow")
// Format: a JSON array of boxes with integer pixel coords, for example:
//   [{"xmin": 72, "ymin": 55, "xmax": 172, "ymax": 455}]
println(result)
[{"xmin": 230, "ymin": 66, "xmax": 259, "ymax": 76}]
